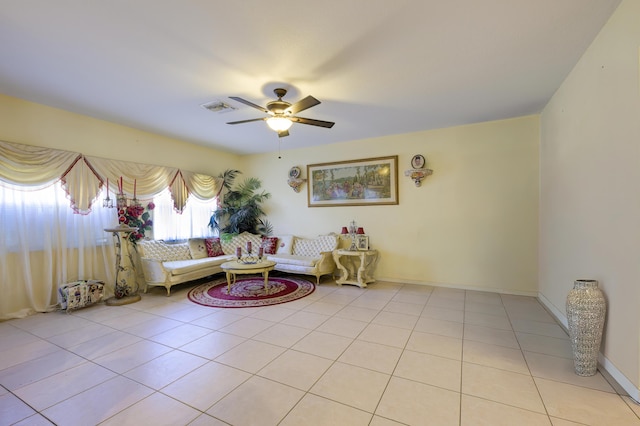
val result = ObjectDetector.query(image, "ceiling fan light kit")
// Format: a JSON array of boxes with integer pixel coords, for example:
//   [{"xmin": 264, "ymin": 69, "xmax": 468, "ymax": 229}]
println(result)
[
  {"xmin": 266, "ymin": 116, "xmax": 293, "ymax": 132},
  {"xmin": 227, "ymin": 88, "xmax": 334, "ymax": 138}
]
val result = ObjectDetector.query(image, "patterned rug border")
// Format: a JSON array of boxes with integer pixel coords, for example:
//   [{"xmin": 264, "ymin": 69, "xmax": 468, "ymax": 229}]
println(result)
[{"xmin": 187, "ymin": 276, "xmax": 315, "ymax": 308}]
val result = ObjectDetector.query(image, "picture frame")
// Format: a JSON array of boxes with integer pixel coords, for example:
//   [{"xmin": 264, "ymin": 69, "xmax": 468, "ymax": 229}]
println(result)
[
  {"xmin": 411, "ymin": 154, "xmax": 426, "ymax": 169},
  {"xmin": 356, "ymin": 235, "xmax": 369, "ymax": 251},
  {"xmin": 307, "ymin": 156, "xmax": 398, "ymax": 207}
]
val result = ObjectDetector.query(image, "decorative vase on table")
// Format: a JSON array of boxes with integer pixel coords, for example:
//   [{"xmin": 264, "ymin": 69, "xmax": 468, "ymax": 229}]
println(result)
[{"xmin": 566, "ymin": 279, "xmax": 606, "ymax": 376}]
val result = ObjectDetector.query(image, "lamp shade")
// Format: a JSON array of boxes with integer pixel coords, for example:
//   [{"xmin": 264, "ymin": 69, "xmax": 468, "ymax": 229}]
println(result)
[
  {"xmin": 266, "ymin": 116, "xmax": 293, "ymax": 131},
  {"xmin": 341, "ymin": 226, "xmax": 349, "ymax": 234},
  {"xmin": 356, "ymin": 227, "xmax": 365, "ymax": 234}
]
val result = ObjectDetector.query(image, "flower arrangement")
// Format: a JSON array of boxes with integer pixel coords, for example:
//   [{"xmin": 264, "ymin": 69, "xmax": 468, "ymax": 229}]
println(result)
[{"xmin": 119, "ymin": 201, "xmax": 155, "ymax": 242}]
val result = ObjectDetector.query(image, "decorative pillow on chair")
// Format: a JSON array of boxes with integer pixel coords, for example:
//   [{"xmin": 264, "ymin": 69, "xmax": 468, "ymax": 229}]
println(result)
[
  {"xmin": 261, "ymin": 236, "xmax": 279, "ymax": 254},
  {"xmin": 205, "ymin": 238, "xmax": 225, "ymax": 257}
]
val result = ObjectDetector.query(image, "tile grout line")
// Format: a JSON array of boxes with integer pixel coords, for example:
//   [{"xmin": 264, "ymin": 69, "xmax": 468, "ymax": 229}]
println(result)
[{"xmin": 501, "ymin": 293, "xmax": 554, "ymax": 423}]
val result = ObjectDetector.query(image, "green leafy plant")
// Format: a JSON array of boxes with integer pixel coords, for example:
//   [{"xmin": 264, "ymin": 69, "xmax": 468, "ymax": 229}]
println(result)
[{"xmin": 209, "ymin": 170, "xmax": 272, "ymax": 237}]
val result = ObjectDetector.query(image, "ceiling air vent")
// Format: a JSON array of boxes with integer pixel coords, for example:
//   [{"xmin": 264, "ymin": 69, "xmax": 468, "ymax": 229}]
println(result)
[{"xmin": 201, "ymin": 100, "xmax": 236, "ymax": 113}]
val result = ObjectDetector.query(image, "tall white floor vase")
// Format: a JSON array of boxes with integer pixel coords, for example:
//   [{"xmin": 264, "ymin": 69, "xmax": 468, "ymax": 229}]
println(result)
[{"xmin": 566, "ymin": 279, "xmax": 606, "ymax": 376}]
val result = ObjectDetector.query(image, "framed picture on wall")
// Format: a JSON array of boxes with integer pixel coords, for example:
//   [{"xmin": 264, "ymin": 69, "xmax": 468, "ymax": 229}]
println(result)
[{"xmin": 307, "ymin": 155, "xmax": 398, "ymax": 207}]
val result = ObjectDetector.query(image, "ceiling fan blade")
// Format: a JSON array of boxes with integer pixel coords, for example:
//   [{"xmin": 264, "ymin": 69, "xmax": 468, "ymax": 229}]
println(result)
[
  {"xmin": 286, "ymin": 96, "xmax": 320, "ymax": 114},
  {"xmin": 226, "ymin": 118, "xmax": 267, "ymax": 125},
  {"xmin": 291, "ymin": 116, "xmax": 335, "ymax": 128},
  {"xmin": 278, "ymin": 130, "xmax": 290, "ymax": 138},
  {"xmin": 229, "ymin": 96, "xmax": 269, "ymax": 114}
]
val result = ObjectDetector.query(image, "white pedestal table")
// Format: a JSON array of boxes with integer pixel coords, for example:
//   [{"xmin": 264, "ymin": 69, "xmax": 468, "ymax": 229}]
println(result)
[{"xmin": 104, "ymin": 225, "xmax": 141, "ymax": 306}]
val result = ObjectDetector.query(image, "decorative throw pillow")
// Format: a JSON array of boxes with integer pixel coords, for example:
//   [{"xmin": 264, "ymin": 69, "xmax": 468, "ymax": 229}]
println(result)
[
  {"xmin": 188, "ymin": 238, "xmax": 207, "ymax": 259},
  {"xmin": 205, "ymin": 237, "xmax": 225, "ymax": 257},
  {"xmin": 276, "ymin": 235, "xmax": 294, "ymax": 254},
  {"xmin": 261, "ymin": 236, "xmax": 279, "ymax": 254}
]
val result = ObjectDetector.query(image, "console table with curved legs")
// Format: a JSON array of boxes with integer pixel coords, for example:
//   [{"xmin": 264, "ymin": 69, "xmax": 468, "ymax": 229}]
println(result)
[{"xmin": 333, "ymin": 249, "xmax": 379, "ymax": 288}]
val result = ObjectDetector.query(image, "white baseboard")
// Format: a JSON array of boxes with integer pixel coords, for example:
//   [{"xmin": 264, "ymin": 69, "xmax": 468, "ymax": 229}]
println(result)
[
  {"xmin": 376, "ymin": 276, "xmax": 538, "ymax": 297},
  {"xmin": 599, "ymin": 354, "xmax": 640, "ymax": 402},
  {"xmin": 537, "ymin": 292, "xmax": 568, "ymax": 329},
  {"xmin": 537, "ymin": 293, "xmax": 640, "ymax": 403}
]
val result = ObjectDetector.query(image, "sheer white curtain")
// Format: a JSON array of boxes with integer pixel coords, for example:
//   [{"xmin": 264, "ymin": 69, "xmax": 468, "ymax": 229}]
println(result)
[
  {"xmin": 152, "ymin": 189, "xmax": 216, "ymax": 241},
  {"xmin": 0, "ymin": 139, "xmax": 221, "ymax": 319},
  {"xmin": 0, "ymin": 182, "xmax": 117, "ymax": 319}
]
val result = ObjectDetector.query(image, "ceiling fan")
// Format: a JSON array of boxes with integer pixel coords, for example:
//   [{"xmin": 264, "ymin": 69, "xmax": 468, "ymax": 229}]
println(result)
[{"xmin": 226, "ymin": 88, "xmax": 335, "ymax": 138}]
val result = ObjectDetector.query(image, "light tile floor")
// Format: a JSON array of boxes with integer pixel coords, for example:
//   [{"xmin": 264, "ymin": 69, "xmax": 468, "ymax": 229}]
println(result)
[{"xmin": 1, "ymin": 278, "xmax": 640, "ymax": 425}]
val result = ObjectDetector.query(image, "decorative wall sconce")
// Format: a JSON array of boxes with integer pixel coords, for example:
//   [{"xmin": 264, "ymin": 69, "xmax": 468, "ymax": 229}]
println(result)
[
  {"xmin": 287, "ymin": 166, "xmax": 307, "ymax": 193},
  {"xmin": 404, "ymin": 154, "xmax": 433, "ymax": 187}
]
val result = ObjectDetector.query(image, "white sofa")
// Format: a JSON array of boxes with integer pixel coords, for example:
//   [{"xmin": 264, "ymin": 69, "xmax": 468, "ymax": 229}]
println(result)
[
  {"xmin": 137, "ymin": 232, "xmax": 340, "ymax": 295},
  {"xmin": 137, "ymin": 239, "xmax": 233, "ymax": 296},
  {"xmin": 267, "ymin": 234, "xmax": 339, "ymax": 284}
]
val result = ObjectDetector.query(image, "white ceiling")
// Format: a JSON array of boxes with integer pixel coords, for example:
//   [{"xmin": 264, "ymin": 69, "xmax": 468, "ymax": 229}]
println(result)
[{"xmin": 0, "ymin": 0, "xmax": 621, "ymax": 155}]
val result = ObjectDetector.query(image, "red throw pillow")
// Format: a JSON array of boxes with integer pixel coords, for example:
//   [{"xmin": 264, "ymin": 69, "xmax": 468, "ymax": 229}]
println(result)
[
  {"xmin": 205, "ymin": 238, "xmax": 225, "ymax": 257},
  {"xmin": 261, "ymin": 236, "xmax": 279, "ymax": 255}
]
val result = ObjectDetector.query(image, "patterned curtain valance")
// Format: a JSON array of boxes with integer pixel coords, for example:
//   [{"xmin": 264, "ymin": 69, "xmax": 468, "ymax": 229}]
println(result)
[{"xmin": 0, "ymin": 140, "xmax": 221, "ymax": 214}]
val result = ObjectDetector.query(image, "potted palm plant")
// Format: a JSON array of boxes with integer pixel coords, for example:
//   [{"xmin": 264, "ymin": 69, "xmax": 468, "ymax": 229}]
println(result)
[{"xmin": 209, "ymin": 169, "xmax": 272, "ymax": 237}]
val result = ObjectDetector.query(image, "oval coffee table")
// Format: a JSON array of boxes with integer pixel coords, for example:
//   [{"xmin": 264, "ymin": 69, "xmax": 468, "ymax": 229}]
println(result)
[{"xmin": 220, "ymin": 260, "xmax": 277, "ymax": 293}]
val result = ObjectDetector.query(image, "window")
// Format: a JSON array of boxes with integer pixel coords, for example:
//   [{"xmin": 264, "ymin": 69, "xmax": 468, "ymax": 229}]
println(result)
[
  {"xmin": 1, "ymin": 181, "xmax": 120, "ymax": 318},
  {"xmin": 0, "ymin": 182, "xmax": 115, "ymax": 251},
  {"xmin": 0, "ymin": 183, "xmax": 218, "ymax": 250},
  {"xmin": 151, "ymin": 189, "xmax": 216, "ymax": 241}
]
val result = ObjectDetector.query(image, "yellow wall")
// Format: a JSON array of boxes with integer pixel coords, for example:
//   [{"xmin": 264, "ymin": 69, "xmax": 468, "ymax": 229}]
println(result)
[
  {"xmin": 540, "ymin": 0, "xmax": 640, "ymax": 395},
  {"xmin": 242, "ymin": 115, "xmax": 540, "ymax": 295},
  {"xmin": 0, "ymin": 93, "xmax": 240, "ymax": 174}
]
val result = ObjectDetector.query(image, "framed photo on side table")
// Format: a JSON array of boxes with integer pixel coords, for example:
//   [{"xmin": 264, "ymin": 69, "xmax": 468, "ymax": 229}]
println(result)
[{"xmin": 356, "ymin": 235, "xmax": 369, "ymax": 251}]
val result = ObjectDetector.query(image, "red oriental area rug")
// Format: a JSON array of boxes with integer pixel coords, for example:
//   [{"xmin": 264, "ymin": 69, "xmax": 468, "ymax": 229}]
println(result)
[{"xmin": 187, "ymin": 276, "xmax": 315, "ymax": 308}]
